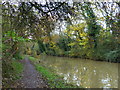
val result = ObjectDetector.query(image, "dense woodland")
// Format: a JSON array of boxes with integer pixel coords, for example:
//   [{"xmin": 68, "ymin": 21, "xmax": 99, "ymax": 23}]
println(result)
[{"xmin": 2, "ymin": 1, "xmax": 120, "ymax": 87}]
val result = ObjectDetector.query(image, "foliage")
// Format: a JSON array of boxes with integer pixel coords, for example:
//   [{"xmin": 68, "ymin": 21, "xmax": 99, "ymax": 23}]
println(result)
[
  {"xmin": 105, "ymin": 50, "xmax": 120, "ymax": 62},
  {"xmin": 2, "ymin": 59, "xmax": 23, "ymax": 88}
]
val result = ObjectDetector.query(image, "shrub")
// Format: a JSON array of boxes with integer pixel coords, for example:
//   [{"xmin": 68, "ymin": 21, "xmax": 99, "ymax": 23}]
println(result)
[{"xmin": 105, "ymin": 50, "xmax": 120, "ymax": 62}]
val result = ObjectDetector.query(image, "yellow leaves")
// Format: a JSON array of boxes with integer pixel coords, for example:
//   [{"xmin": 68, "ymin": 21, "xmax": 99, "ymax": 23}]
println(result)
[
  {"xmin": 69, "ymin": 23, "xmax": 86, "ymax": 31},
  {"xmin": 63, "ymin": 29, "xmax": 67, "ymax": 33},
  {"xmin": 49, "ymin": 41, "xmax": 57, "ymax": 49},
  {"xmin": 70, "ymin": 25, "xmax": 78, "ymax": 31},
  {"xmin": 43, "ymin": 36, "xmax": 50, "ymax": 43},
  {"xmin": 63, "ymin": 23, "xmax": 87, "ymax": 41},
  {"xmin": 51, "ymin": 34, "xmax": 60, "ymax": 42},
  {"xmin": 68, "ymin": 42, "xmax": 76, "ymax": 46},
  {"xmin": 50, "ymin": 41, "xmax": 56, "ymax": 45},
  {"xmin": 76, "ymin": 38, "xmax": 80, "ymax": 41},
  {"xmin": 64, "ymin": 23, "xmax": 86, "ymax": 37},
  {"xmin": 26, "ymin": 48, "xmax": 32, "ymax": 55},
  {"xmin": 98, "ymin": 17, "xmax": 105, "ymax": 21},
  {"xmin": 79, "ymin": 33, "xmax": 87, "ymax": 37},
  {"xmin": 79, "ymin": 42, "xmax": 87, "ymax": 46}
]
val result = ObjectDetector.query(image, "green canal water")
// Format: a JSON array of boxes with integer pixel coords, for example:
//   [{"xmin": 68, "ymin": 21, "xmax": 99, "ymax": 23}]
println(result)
[{"xmin": 40, "ymin": 55, "xmax": 118, "ymax": 88}]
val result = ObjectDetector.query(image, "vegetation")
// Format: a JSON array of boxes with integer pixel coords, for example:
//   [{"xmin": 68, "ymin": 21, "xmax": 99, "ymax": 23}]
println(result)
[
  {"xmin": 2, "ymin": 59, "xmax": 23, "ymax": 88},
  {"xmin": 2, "ymin": 1, "xmax": 120, "ymax": 88}
]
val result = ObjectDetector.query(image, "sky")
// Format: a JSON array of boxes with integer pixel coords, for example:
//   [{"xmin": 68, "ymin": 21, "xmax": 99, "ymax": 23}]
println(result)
[
  {"xmin": 2, "ymin": 0, "xmax": 119, "ymax": 3},
  {"xmin": 2, "ymin": 1, "xmax": 119, "ymax": 34}
]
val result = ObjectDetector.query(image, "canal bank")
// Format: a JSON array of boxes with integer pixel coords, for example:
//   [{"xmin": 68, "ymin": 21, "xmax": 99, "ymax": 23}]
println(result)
[
  {"xmin": 39, "ymin": 55, "xmax": 118, "ymax": 88},
  {"xmin": 29, "ymin": 55, "xmax": 82, "ymax": 88}
]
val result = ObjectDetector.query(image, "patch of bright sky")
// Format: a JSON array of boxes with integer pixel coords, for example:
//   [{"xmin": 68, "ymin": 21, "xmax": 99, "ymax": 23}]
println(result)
[
  {"xmin": 2, "ymin": 0, "xmax": 119, "ymax": 34},
  {"xmin": 3, "ymin": 0, "xmax": 120, "ymax": 2},
  {"xmin": 91, "ymin": 3, "xmax": 107, "ymax": 29},
  {"xmin": 58, "ymin": 2, "xmax": 119, "ymax": 34},
  {"xmin": 53, "ymin": 20, "xmax": 67, "ymax": 34}
]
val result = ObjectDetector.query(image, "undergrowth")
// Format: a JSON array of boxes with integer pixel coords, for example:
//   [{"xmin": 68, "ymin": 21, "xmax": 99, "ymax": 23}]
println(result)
[{"xmin": 2, "ymin": 58, "xmax": 23, "ymax": 88}]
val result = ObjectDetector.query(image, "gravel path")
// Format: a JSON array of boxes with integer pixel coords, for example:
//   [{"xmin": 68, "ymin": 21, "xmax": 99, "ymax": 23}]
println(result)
[{"xmin": 12, "ymin": 57, "xmax": 48, "ymax": 88}]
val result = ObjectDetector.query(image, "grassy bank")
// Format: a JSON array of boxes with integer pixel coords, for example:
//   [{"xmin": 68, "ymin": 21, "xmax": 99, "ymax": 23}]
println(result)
[
  {"xmin": 11, "ymin": 60, "xmax": 23, "ymax": 79},
  {"xmin": 2, "ymin": 59, "xmax": 23, "ymax": 88},
  {"xmin": 29, "ymin": 56, "xmax": 81, "ymax": 88}
]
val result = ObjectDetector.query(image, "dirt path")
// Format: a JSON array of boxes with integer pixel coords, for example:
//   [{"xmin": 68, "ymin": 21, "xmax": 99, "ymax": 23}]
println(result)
[{"xmin": 12, "ymin": 57, "xmax": 48, "ymax": 88}]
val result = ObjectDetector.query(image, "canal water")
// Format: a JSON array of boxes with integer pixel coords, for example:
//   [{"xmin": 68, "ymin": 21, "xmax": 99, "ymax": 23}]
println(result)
[{"xmin": 40, "ymin": 55, "xmax": 118, "ymax": 88}]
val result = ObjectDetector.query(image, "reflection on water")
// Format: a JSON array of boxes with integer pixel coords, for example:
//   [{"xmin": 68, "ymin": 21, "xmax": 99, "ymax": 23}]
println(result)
[{"xmin": 40, "ymin": 55, "xmax": 118, "ymax": 88}]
